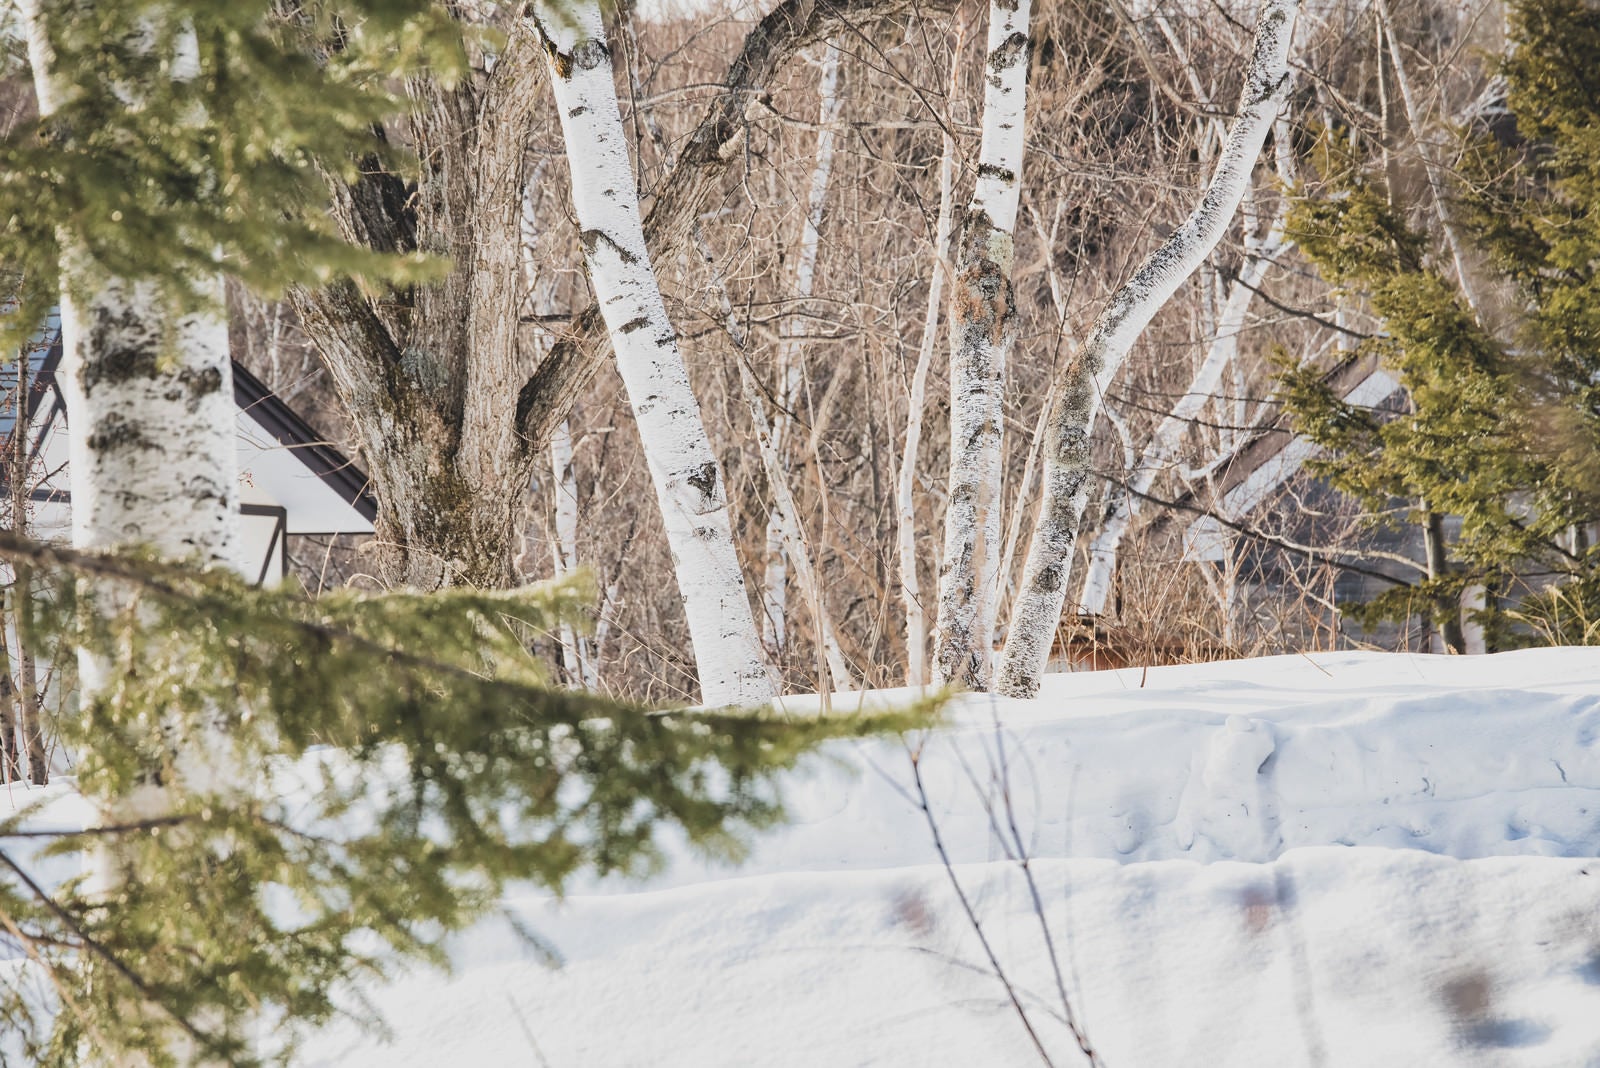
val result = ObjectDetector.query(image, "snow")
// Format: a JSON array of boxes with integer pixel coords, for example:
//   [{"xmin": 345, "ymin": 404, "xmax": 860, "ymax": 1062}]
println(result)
[{"xmin": 281, "ymin": 648, "xmax": 1600, "ymax": 1065}]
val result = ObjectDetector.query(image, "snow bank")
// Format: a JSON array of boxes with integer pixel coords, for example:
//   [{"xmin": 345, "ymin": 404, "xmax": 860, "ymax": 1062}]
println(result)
[
  {"xmin": 606, "ymin": 649, "xmax": 1600, "ymax": 891},
  {"xmin": 10, "ymin": 649, "xmax": 1600, "ymax": 1064},
  {"xmin": 308, "ymin": 851, "xmax": 1600, "ymax": 1067},
  {"xmin": 297, "ymin": 649, "xmax": 1600, "ymax": 1066}
]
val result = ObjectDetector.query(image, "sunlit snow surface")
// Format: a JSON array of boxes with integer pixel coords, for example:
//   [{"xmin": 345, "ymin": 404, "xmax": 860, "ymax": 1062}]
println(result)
[
  {"xmin": 14, "ymin": 650, "xmax": 1600, "ymax": 1065},
  {"xmin": 300, "ymin": 650, "xmax": 1600, "ymax": 1066}
]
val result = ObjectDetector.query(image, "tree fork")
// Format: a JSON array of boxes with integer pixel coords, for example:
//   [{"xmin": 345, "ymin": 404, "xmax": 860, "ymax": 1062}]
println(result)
[{"xmin": 996, "ymin": 0, "xmax": 1298, "ymax": 699}]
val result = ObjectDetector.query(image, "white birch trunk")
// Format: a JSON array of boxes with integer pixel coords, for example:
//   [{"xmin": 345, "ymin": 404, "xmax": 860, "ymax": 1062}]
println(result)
[
  {"xmin": 1077, "ymin": 183, "xmax": 1293, "ymax": 616},
  {"xmin": 26, "ymin": 8, "xmax": 241, "ymax": 1059},
  {"xmin": 736, "ymin": 361, "xmax": 854, "ymax": 692},
  {"xmin": 996, "ymin": 0, "xmax": 1298, "ymax": 698},
  {"xmin": 547, "ymin": 419, "xmax": 596, "ymax": 689},
  {"xmin": 694, "ymin": 231, "xmax": 854, "ymax": 691},
  {"xmin": 896, "ymin": 22, "xmax": 965, "ymax": 688},
  {"xmin": 896, "ymin": 133, "xmax": 953, "ymax": 687},
  {"xmin": 24, "ymin": 4, "xmax": 238, "ymax": 569},
  {"xmin": 530, "ymin": 0, "xmax": 773, "ymax": 706},
  {"xmin": 762, "ymin": 47, "xmax": 842, "ymax": 655},
  {"xmin": 931, "ymin": 0, "xmax": 1031, "ymax": 690},
  {"xmin": 24, "ymin": 0, "xmax": 241, "ymax": 633}
]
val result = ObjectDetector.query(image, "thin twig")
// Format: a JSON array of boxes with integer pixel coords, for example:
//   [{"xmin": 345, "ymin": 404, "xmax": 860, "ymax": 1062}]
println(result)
[
  {"xmin": 990, "ymin": 707, "xmax": 1102, "ymax": 1066},
  {"xmin": 907, "ymin": 746, "xmax": 1057, "ymax": 1067}
]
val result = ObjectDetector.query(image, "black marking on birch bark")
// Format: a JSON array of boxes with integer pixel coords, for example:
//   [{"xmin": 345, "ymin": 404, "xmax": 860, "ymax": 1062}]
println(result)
[
  {"xmin": 976, "ymin": 163, "xmax": 1016, "ymax": 184},
  {"xmin": 178, "ymin": 365, "xmax": 223, "ymax": 399},
  {"xmin": 987, "ymin": 32, "xmax": 1029, "ymax": 75},
  {"xmin": 530, "ymin": 16, "xmax": 610, "ymax": 78},
  {"xmin": 569, "ymin": 105, "xmax": 589, "ymax": 118},
  {"xmin": 183, "ymin": 479, "xmax": 232, "ymax": 507},
  {"xmin": 618, "ymin": 315, "xmax": 651, "ymax": 334},
  {"xmin": 687, "ymin": 461, "xmax": 719, "ymax": 502},
  {"xmin": 570, "ymin": 38, "xmax": 609, "ymax": 72},
  {"xmin": 86, "ymin": 413, "xmax": 154, "ymax": 452},
  {"xmin": 83, "ymin": 309, "xmax": 161, "ymax": 395},
  {"xmin": 579, "ymin": 228, "xmax": 639, "ymax": 265}
]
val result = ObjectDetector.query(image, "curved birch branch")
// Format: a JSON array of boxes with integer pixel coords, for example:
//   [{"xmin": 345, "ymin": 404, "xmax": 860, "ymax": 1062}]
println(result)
[
  {"xmin": 995, "ymin": 0, "xmax": 1298, "ymax": 698},
  {"xmin": 1078, "ymin": 140, "xmax": 1296, "ymax": 616}
]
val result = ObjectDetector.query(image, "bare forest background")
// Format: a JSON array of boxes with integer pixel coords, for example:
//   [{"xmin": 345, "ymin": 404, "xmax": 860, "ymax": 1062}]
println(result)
[{"xmin": 6, "ymin": 0, "xmax": 1523, "ymax": 703}]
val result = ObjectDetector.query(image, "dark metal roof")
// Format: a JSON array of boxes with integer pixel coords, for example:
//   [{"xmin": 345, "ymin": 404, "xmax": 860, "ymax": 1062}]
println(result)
[
  {"xmin": 230, "ymin": 359, "xmax": 378, "ymax": 524},
  {"xmin": 1151, "ymin": 351, "xmax": 1396, "ymax": 530},
  {"xmin": 5, "ymin": 328, "xmax": 378, "ymax": 525}
]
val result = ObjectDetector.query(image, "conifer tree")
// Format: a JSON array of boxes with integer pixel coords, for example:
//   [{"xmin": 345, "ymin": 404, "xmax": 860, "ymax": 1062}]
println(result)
[
  {"xmin": 1278, "ymin": 136, "xmax": 1530, "ymax": 648},
  {"xmin": 1282, "ymin": 0, "xmax": 1600, "ymax": 646},
  {"xmin": 0, "ymin": 0, "xmax": 460, "ymax": 346},
  {"xmin": 0, "ymin": 537, "xmax": 935, "ymax": 1064},
  {"xmin": 1456, "ymin": 0, "xmax": 1600, "ymax": 637}
]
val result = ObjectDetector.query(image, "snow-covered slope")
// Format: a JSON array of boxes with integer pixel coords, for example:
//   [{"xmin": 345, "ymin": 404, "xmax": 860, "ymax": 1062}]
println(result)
[{"xmin": 295, "ymin": 649, "xmax": 1600, "ymax": 1066}]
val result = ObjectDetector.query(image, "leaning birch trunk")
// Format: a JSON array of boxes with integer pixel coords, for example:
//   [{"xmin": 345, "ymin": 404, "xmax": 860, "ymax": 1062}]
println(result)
[
  {"xmin": 691, "ymin": 223, "xmax": 853, "ymax": 690},
  {"xmin": 616, "ymin": 12, "xmax": 850, "ymax": 694},
  {"xmin": 931, "ymin": 0, "xmax": 1031, "ymax": 690},
  {"xmin": 762, "ymin": 47, "xmax": 842, "ymax": 654},
  {"xmin": 1078, "ymin": 179, "xmax": 1293, "ymax": 616},
  {"xmin": 529, "ymin": 0, "xmax": 773, "ymax": 706},
  {"xmin": 1374, "ymin": 0, "xmax": 1484, "ymax": 316},
  {"xmin": 996, "ymin": 0, "xmax": 1297, "ymax": 698}
]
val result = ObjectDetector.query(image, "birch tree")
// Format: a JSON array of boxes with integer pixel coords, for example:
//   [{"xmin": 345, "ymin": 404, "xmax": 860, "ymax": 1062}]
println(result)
[
  {"xmin": 996, "ymin": 0, "xmax": 1299, "ymax": 698},
  {"xmin": 1078, "ymin": 124, "xmax": 1296, "ymax": 616},
  {"xmin": 528, "ymin": 0, "xmax": 773, "ymax": 707},
  {"xmin": 931, "ymin": 0, "xmax": 1032, "ymax": 690},
  {"xmin": 20, "ymin": 7, "xmax": 238, "ymax": 575},
  {"xmin": 762, "ymin": 47, "xmax": 843, "ymax": 657}
]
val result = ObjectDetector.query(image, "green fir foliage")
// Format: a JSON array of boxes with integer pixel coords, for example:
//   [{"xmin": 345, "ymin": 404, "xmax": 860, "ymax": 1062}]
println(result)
[
  {"xmin": 0, "ymin": 535, "xmax": 940, "ymax": 1064},
  {"xmin": 0, "ymin": 0, "xmax": 470, "ymax": 352},
  {"xmin": 1284, "ymin": 0, "xmax": 1600, "ymax": 643},
  {"xmin": 1279, "ymin": 131, "xmax": 1534, "ymax": 635},
  {"xmin": 1458, "ymin": 0, "xmax": 1600, "ymax": 524}
]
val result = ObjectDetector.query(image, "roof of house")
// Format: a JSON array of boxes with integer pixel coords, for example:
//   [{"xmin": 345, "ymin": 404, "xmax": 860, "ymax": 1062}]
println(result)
[{"xmin": 3, "ymin": 326, "xmax": 378, "ymax": 527}]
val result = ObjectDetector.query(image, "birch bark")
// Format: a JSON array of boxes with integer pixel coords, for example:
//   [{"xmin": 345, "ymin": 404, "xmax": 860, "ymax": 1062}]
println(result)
[
  {"xmin": 1078, "ymin": 147, "xmax": 1294, "ymax": 616},
  {"xmin": 529, "ymin": 0, "xmax": 773, "ymax": 707},
  {"xmin": 897, "ymin": 18, "xmax": 965, "ymax": 688},
  {"xmin": 547, "ymin": 419, "xmax": 597, "ymax": 688},
  {"xmin": 931, "ymin": 0, "xmax": 1031, "ymax": 690},
  {"xmin": 996, "ymin": 0, "xmax": 1297, "ymax": 698},
  {"xmin": 762, "ymin": 47, "xmax": 842, "ymax": 655},
  {"xmin": 23, "ymin": 3, "xmax": 240, "ymax": 574},
  {"xmin": 24, "ymin": 7, "xmax": 242, "ymax": 1059}
]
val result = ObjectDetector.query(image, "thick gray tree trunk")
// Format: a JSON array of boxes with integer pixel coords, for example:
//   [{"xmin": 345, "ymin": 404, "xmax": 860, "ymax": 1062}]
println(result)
[{"xmin": 290, "ymin": 0, "xmax": 948, "ymax": 596}]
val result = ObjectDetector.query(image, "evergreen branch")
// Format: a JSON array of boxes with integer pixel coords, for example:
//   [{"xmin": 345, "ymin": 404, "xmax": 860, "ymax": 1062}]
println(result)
[
  {"xmin": 0, "ymin": 815, "xmax": 195, "ymax": 839},
  {"xmin": 0, "ymin": 846, "xmax": 217, "ymax": 1051}
]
